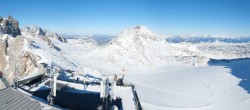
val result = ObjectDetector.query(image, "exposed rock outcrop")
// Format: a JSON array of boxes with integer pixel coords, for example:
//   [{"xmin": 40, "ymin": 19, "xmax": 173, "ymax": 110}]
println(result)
[
  {"xmin": 0, "ymin": 17, "xmax": 68, "ymax": 85},
  {"xmin": 0, "ymin": 15, "xmax": 21, "ymax": 37},
  {"xmin": 0, "ymin": 17, "xmax": 4, "ymax": 34},
  {"xmin": 22, "ymin": 26, "xmax": 66, "ymax": 43},
  {"xmin": 0, "ymin": 35, "xmax": 43, "ymax": 84}
]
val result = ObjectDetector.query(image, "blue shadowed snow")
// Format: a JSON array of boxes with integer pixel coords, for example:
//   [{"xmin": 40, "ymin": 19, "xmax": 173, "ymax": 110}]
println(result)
[{"xmin": 208, "ymin": 58, "xmax": 250, "ymax": 93}]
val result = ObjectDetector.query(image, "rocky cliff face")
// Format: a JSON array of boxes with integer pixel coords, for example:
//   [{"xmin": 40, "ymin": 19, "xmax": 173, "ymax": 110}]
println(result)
[
  {"xmin": 0, "ymin": 35, "xmax": 42, "ymax": 84},
  {"xmin": 0, "ymin": 15, "xmax": 21, "ymax": 37},
  {"xmin": 0, "ymin": 16, "xmax": 67, "ymax": 84}
]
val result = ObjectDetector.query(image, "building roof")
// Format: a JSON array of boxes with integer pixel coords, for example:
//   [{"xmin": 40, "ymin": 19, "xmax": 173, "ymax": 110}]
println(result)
[{"xmin": 0, "ymin": 87, "xmax": 42, "ymax": 110}]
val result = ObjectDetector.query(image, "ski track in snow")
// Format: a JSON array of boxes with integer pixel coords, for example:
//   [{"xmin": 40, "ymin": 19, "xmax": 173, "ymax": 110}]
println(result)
[{"xmin": 125, "ymin": 76, "xmax": 213, "ymax": 108}]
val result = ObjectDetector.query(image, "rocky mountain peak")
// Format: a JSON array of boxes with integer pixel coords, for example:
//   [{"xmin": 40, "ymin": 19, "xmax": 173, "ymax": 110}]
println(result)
[
  {"xmin": 134, "ymin": 25, "xmax": 150, "ymax": 31},
  {"xmin": 115, "ymin": 25, "xmax": 160, "ymax": 45},
  {"xmin": 132, "ymin": 25, "xmax": 154, "ymax": 35},
  {"xmin": 0, "ymin": 15, "xmax": 21, "ymax": 37},
  {"xmin": 21, "ymin": 26, "xmax": 66, "ymax": 43},
  {"xmin": 22, "ymin": 25, "xmax": 45, "ymax": 36}
]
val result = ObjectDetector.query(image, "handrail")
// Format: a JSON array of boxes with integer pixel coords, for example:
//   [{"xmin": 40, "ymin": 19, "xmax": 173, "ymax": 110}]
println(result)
[
  {"xmin": 0, "ymin": 76, "xmax": 11, "ymax": 87},
  {"xmin": 131, "ymin": 84, "xmax": 143, "ymax": 110}
]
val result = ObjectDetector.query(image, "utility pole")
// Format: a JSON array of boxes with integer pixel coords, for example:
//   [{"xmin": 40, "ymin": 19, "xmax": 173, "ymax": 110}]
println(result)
[
  {"xmin": 111, "ymin": 75, "xmax": 117, "ymax": 101},
  {"xmin": 193, "ymin": 55, "xmax": 197, "ymax": 66},
  {"xmin": 14, "ymin": 65, "xmax": 19, "ymax": 89},
  {"xmin": 47, "ymin": 63, "xmax": 58, "ymax": 105},
  {"xmin": 100, "ymin": 76, "xmax": 106, "ymax": 99},
  {"xmin": 14, "ymin": 50, "xmax": 19, "ymax": 89},
  {"xmin": 100, "ymin": 76, "xmax": 110, "ymax": 109},
  {"xmin": 100, "ymin": 75, "xmax": 117, "ymax": 110}
]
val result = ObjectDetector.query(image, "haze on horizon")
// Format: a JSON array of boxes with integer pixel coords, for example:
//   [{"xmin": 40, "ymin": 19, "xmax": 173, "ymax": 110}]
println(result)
[{"xmin": 1, "ymin": 0, "xmax": 250, "ymax": 36}]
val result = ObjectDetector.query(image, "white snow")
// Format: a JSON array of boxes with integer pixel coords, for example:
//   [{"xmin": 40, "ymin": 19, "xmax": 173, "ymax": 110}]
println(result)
[
  {"xmin": 3, "ymin": 25, "xmax": 249, "ymax": 110},
  {"xmin": 116, "ymin": 86, "xmax": 136, "ymax": 110},
  {"xmin": 124, "ymin": 63, "xmax": 250, "ymax": 110}
]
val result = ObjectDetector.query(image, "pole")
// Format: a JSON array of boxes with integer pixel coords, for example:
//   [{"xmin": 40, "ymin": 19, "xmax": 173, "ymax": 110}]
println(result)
[{"xmin": 47, "ymin": 63, "xmax": 58, "ymax": 105}]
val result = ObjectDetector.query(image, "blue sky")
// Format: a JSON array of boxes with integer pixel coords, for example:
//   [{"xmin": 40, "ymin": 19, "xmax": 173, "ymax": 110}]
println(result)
[{"xmin": 1, "ymin": 0, "xmax": 250, "ymax": 35}]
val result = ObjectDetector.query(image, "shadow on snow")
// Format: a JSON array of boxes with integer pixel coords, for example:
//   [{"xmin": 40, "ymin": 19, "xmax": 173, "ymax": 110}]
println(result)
[{"xmin": 208, "ymin": 58, "xmax": 250, "ymax": 93}]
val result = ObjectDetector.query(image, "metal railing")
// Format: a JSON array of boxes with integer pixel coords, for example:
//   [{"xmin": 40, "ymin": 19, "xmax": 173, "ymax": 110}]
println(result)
[
  {"xmin": 0, "ymin": 76, "xmax": 11, "ymax": 87},
  {"xmin": 131, "ymin": 84, "xmax": 142, "ymax": 110}
]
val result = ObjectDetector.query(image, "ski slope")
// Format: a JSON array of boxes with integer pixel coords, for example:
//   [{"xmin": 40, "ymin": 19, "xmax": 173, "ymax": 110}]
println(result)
[{"xmin": 124, "ymin": 61, "xmax": 250, "ymax": 110}]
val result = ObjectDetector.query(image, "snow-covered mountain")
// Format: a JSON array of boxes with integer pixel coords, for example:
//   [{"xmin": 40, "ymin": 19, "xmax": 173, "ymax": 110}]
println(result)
[
  {"xmin": 22, "ymin": 26, "xmax": 66, "ymax": 43},
  {"xmin": 1, "ymin": 24, "xmax": 250, "ymax": 110},
  {"xmin": 1, "ymin": 24, "xmax": 250, "ymax": 83},
  {"xmin": 77, "ymin": 25, "xmax": 208, "ymax": 69},
  {"xmin": 0, "ymin": 26, "xmax": 76, "ymax": 83}
]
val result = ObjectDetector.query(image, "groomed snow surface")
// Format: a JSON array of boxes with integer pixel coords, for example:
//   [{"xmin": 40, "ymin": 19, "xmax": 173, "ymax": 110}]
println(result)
[{"xmin": 125, "ymin": 61, "xmax": 250, "ymax": 110}]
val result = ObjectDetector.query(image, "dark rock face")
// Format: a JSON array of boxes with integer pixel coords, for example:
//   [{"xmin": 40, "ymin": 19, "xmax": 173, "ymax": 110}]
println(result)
[
  {"xmin": 0, "ymin": 16, "xmax": 3, "ymax": 23},
  {"xmin": 0, "ymin": 15, "xmax": 21, "ymax": 37}
]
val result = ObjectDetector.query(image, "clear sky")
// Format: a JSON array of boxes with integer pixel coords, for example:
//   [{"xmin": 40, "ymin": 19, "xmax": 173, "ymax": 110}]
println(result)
[{"xmin": 1, "ymin": 0, "xmax": 250, "ymax": 36}]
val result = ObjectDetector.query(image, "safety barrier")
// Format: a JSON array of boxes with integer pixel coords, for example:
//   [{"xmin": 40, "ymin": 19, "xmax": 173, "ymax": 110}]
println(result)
[{"xmin": 131, "ymin": 84, "xmax": 142, "ymax": 110}]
